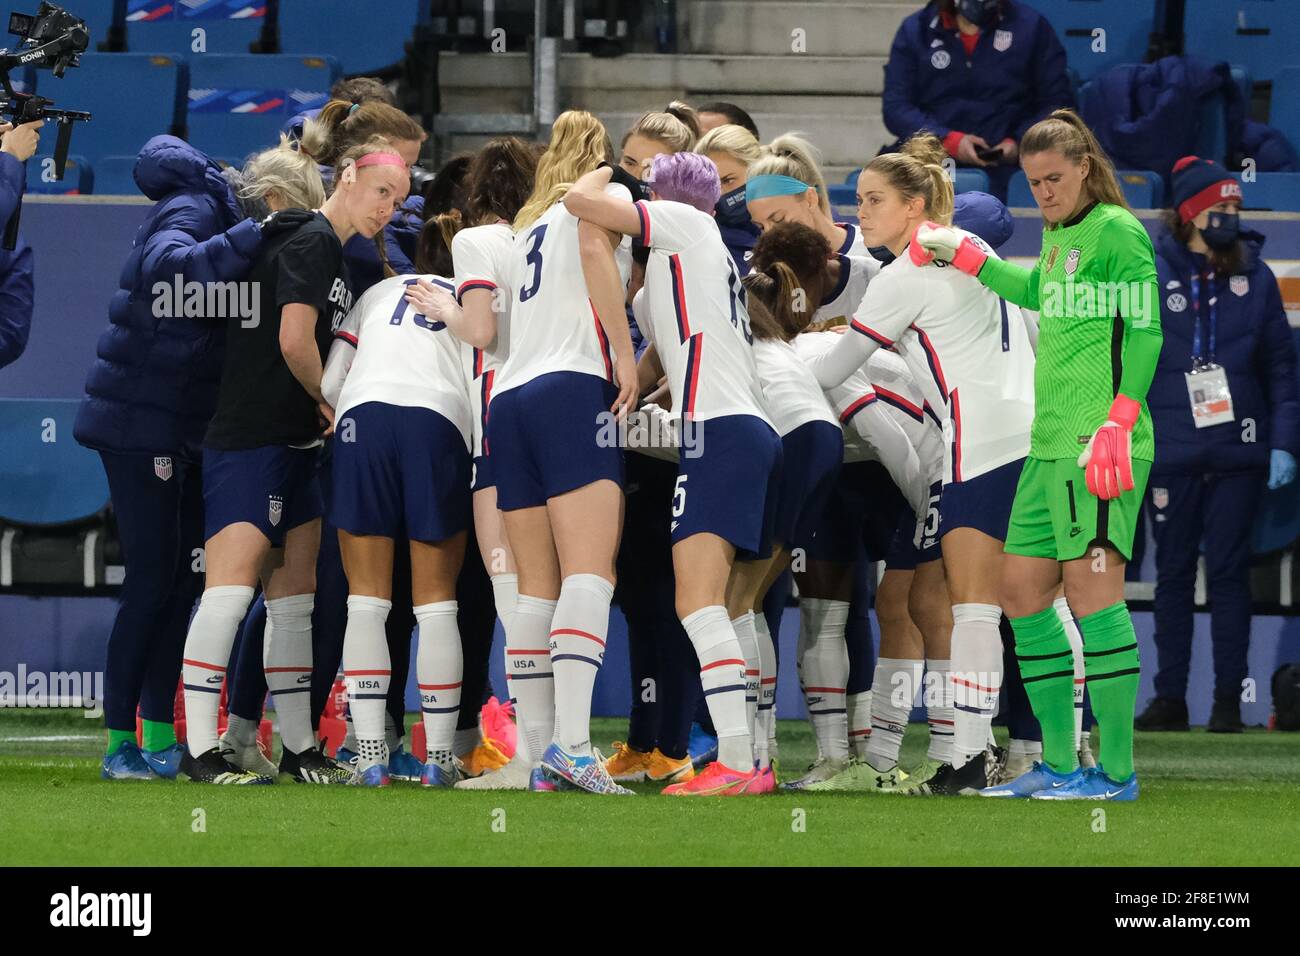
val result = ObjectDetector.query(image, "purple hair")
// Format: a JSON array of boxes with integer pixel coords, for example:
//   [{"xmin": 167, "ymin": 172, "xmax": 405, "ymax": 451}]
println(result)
[{"xmin": 647, "ymin": 152, "xmax": 721, "ymax": 213}]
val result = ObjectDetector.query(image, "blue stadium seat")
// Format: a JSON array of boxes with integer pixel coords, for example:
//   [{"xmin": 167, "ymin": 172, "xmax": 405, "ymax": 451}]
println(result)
[
  {"xmin": 277, "ymin": 0, "xmax": 421, "ymax": 75},
  {"xmin": 1184, "ymin": 0, "xmax": 1300, "ymax": 84},
  {"xmin": 123, "ymin": 0, "xmax": 265, "ymax": 54},
  {"xmin": 1234, "ymin": 172, "xmax": 1300, "ymax": 212},
  {"xmin": 1270, "ymin": 67, "xmax": 1300, "ymax": 155},
  {"xmin": 81, "ymin": 1, "xmax": 121, "ymax": 51},
  {"xmin": 1230, "ymin": 64, "xmax": 1252, "ymax": 104},
  {"xmin": 186, "ymin": 54, "xmax": 339, "ymax": 162},
  {"xmin": 25, "ymin": 155, "xmax": 93, "ymax": 195},
  {"xmin": 28, "ymin": 53, "xmax": 186, "ymax": 166},
  {"xmin": 1028, "ymin": 0, "xmax": 1155, "ymax": 81},
  {"xmin": 1007, "ymin": 170, "xmax": 1034, "ymax": 207},
  {"xmin": 93, "ymin": 155, "xmax": 141, "ymax": 195},
  {"xmin": 827, "ymin": 183, "xmax": 856, "ymax": 221},
  {"xmin": 954, "ymin": 169, "xmax": 990, "ymax": 195},
  {"xmin": 1117, "ymin": 169, "xmax": 1164, "ymax": 208},
  {"xmin": 0, "ymin": 400, "xmax": 110, "ymax": 527},
  {"xmin": 1194, "ymin": 90, "xmax": 1228, "ymax": 165}
]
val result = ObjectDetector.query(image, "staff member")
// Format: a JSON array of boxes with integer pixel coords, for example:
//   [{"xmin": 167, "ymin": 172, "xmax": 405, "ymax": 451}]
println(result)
[
  {"xmin": 1136, "ymin": 157, "xmax": 1300, "ymax": 734},
  {"xmin": 0, "ymin": 120, "xmax": 39, "ymax": 370}
]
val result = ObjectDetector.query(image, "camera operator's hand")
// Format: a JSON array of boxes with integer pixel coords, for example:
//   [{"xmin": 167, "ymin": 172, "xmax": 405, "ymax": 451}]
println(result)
[{"xmin": 0, "ymin": 120, "xmax": 44, "ymax": 163}]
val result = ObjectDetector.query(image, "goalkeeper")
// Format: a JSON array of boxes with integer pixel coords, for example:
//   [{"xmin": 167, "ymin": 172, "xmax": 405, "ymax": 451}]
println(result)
[{"xmin": 915, "ymin": 109, "xmax": 1161, "ymax": 801}]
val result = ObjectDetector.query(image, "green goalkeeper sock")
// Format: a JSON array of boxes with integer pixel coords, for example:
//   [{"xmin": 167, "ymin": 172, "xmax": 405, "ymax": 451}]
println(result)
[
  {"xmin": 141, "ymin": 719, "xmax": 176, "ymax": 752},
  {"xmin": 1079, "ymin": 601, "xmax": 1141, "ymax": 781},
  {"xmin": 1010, "ymin": 606, "xmax": 1077, "ymax": 774},
  {"xmin": 106, "ymin": 728, "xmax": 135, "ymax": 754}
]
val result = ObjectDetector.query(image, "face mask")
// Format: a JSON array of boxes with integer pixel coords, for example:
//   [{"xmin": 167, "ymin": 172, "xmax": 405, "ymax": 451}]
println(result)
[
  {"xmin": 956, "ymin": 0, "xmax": 1000, "ymax": 28},
  {"xmin": 715, "ymin": 185, "xmax": 751, "ymax": 228},
  {"xmin": 1200, "ymin": 211, "xmax": 1240, "ymax": 251}
]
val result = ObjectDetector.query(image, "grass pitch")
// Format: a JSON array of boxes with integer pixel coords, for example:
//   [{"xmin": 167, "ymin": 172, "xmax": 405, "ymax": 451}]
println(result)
[{"xmin": 1, "ymin": 709, "xmax": 1296, "ymax": 866}]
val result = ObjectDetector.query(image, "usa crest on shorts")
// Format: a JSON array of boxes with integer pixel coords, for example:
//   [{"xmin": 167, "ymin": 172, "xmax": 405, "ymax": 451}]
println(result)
[
  {"xmin": 1152, "ymin": 487, "xmax": 1169, "ymax": 509},
  {"xmin": 1230, "ymin": 275, "xmax": 1249, "ymax": 297},
  {"xmin": 1064, "ymin": 247, "xmax": 1081, "ymax": 276},
  {"xmin": 994, "ymin": 29, "xmax": 1013, "ymax": 51},
  {"xmin": 268, "ymin": 495, "xmax": 284, "ymax": 527},
  {"xmin": 153, "ymin": 456, "xmax": 173, "ymax": 481}
]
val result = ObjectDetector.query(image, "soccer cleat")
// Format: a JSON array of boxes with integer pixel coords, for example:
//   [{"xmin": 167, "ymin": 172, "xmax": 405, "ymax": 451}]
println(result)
[
  {"xmin": 540, "ymin": 743, "xmax": 634, "ymax": 795},
  {"xmin": 747, "ymin": 764, "xmax": 777, "ymax": 795},
  {"xmin": 997, "ymin": 749, "xmax": 1038, "ymax": 785},
  {"xmin": 141, "ymin": 742, "xmax": 186, "ymax": 779},
  {"xmin": 662, "ymin": 761, "xmax": 756, "ymax": 796},
  {"xmin": 279, "ymin": 746, "xmax": 353, "ymax": 785},
  {"xmin": 455, "ymin": 754, "xmax": 533, "ymax": 790},
  {"xmin": 602, "ymin": 741, "xmax": 654, "ymax": 782},
  {"xmin": 101, "ymin": 740, "xmax": 156, "ymax": 781},
  {"xmin": 218, "ymin": 729, "xmax": 278, "ymax": 777},
  {"xmin": 783, "ymin": 755, "xmax": 851, "ymax": 790},
  {"xmin": 908, "ymin": 748, "xmax": 1004, "ymax": 796},
  {"xmin": 459, "ymin": 737, "xmax": 511, "ymax": 778},
  {"xmin": 421, "ymin": 759, "xmax": 463, "ymax": 788},
  {"xmin": 687, "ymin": 722, "xmax": 718, "ymax": 769},
  {"xmin": 903, "ymin": 756, "xmax": 943, "ymax": 787},
  {"xmin": 350, "ymin": 764, "xmax": 391, "ymax": 788},
  {"xmin": 528, "ymin": 767, "xmax": 560, "ymax": 791},
  {"xmin": 335, "ymin": 745, "xmax": 359, "ymax": 765},
  {"xmin": 388, "ymin": 746, "xmax": 423, "ymax": 782},
  {"xmin": 804, "ymin": 759, "xmax": 912, "ymax": 793},
  {"xmin": 182, "ymin": 747, "xmax": 274, "ymax": 785},
  {"xmin": 646, "ymin": 749, "xmax": 695, "ymax": 784},
  {"xmin": 981, "ymin": 760, "xmax": 1082, "ymax": 798},
  {"xmin": 1030, "ymin": 765, "xmax": 1139, "ymax": 801}
]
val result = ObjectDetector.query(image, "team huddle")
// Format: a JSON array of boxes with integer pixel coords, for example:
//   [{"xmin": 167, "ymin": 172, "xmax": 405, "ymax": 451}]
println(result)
[{"xmin": 106, "ymin": 94, "xmax": 1160, "ymax": 801}]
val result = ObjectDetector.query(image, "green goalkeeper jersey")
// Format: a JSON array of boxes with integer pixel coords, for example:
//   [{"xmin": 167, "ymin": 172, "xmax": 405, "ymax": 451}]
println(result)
[{"xmin": 977, "ymin": 201, "xmax": 1162, "ymax": 462}]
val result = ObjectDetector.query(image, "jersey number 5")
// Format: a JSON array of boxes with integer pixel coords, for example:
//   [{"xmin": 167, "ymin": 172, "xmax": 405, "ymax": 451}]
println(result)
[{"xmin": 519, "ymin": 224, "xmax": 549, "ymax": 302}]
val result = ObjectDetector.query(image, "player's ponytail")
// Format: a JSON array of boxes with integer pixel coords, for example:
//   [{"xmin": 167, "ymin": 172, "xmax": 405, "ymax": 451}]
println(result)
[
  {"xmin": 745, "ymin": 221, "xmax": 834, "ymax": 339},
  {"xmin": 465, "ymin": 137, "xmax": 542, "ymax": 226},
  {"xmin": 739, "ymin": 275, "xmax": 785, "ymax": 341},
  {"xmin": 239, "ymin": 134, "xmax": 327, "ymax": 212},
  {"xmin": 1021, "ymin": 108, "xmax": 1128, "ymax": 216},
  {"xmin": 301, "ymin": 99, "xmax": 426, "ymax": 171},
  {"xmin": 515, "ymin": 110, "xmax": 611, "ymax": 231},
  {"xmin": 750, "ymin": 133, "xmax": 832, "ymax": 217},
  {"xmin": 868, "ymin": 136, "xmax": 954, "ymax": 226},
  {"xmin": 415, "ymin": 209, "xmax": 464, "ymax": 277}
]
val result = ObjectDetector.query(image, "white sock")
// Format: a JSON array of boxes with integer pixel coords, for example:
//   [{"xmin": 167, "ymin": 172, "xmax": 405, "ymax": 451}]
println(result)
[
  {"xmin": 549, "ymin": 574, "xmax": 613, "ymax": 756},
  {"xmin": 866, "ymin": 658, "xmax": 922, "ymax": 770},
  {"xmin": 797, "ymin": 598, "xmax": 850, "ymax": 761},
  {"xmin": 415, "ymin": 601, "xmax": 462, "ymax": 760},
  {"xmin": 731, "ymin": 611, "xmax": 760, "ymax": 766},
  {"xmin": 1010, "ymin": 737, "xmax": 1043, "ymax": 758},
  {"xmin": 754, "ymin": 612, "xmax": 777, "ymax": 770},
  {"xmin": 182, "ymin": 585, "xmax": 254, "ymax": 757},
  {"xmin": 848, "ymin": 690, "xmax": 873, "ymax": 759},
  {"xmin": 950, "ymin": 603, "xmax": 1004, "ymax": 769},
  {"xmin": 1054, "ymin": 596, "xmax": 1086, "ymax": 752},
  {"xmin": 510, "ymin": 594, "xmax": 557, "ymax": 764},
  {"xmin": 683, "ymin": 605, "xmax": 752, "ymax": 771},
  {"xmin": 925, "ymin": 658, "xmax": 954, "ymax": 763},
  {"xmin": 342, "ymin": 711, "xmax": 358, "ymax": 753},
  {"xmin": 264, "ymin": 593, "xmax": 317, "ymax": 755},
  {"xmin": 342, "ymin": 595, "xmax": 392, "ymax": 770}
]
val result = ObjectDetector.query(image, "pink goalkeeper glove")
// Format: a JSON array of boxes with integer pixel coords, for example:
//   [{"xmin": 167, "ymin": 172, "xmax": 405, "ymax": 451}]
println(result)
[
  {"xmin": 1077, "ymin": 395, "xmax": 1142, "ymax": 500},
  {"xmin": 910, "ymin": 221, "xmax": 989, "ymax": 276}
]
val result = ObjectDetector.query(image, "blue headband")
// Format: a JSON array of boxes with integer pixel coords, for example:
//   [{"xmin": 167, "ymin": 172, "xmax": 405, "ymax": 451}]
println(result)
[{"xmin": 745, "ymin": 174, "xmax": 812, "ymax": 202}]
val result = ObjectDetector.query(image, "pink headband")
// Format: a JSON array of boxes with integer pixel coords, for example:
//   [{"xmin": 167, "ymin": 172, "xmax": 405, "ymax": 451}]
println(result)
[{"xmin": 354, "ymin": 152, "xmax": 407, "ymax": 170}]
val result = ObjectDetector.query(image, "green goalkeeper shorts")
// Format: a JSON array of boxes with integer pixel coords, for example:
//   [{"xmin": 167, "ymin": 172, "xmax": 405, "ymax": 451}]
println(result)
[{"xmin": 1003, "ymin": 456, "xmax": 1151, "ymax": 562}]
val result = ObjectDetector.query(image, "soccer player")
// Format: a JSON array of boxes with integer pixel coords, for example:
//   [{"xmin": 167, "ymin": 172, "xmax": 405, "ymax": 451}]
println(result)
[
  {"xmin": 564, "ymin": 151, "xmax": 782, "ymax": 796},
  {"xmin": 916, "ymin": 109, "xmax": 1161, "ymax": 800},
  {"xmin": 489, "ymin": 111, "xmax": 638, "ymax": 795},
  {"xmin": 803, "ymin": 133, "xmax": 1037, "ymax": 794},
  {"xmin": 180, "ymin": 137, "xmax": 407, "ymax": 784},
  {"xmin": 746, "ymin": 133, "xmax": 869, "ymax": 257}
]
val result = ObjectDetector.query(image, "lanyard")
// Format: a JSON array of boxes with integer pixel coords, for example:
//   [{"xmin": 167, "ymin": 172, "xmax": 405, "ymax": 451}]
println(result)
[{"xmin": 1189, "ymin": 271, "xmax": 1217, "ymax": 367}]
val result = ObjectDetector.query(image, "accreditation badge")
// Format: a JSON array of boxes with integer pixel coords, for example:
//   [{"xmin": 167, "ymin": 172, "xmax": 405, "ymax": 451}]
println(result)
[{"xmin": 1185, "ymin": 364, "xmax": 1234, "ymax": 428}]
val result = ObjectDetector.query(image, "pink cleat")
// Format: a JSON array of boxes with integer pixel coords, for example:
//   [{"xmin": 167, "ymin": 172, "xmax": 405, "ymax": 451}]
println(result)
[
  {"xmin": 479, "ymin": 696, "xmax": 517, "ymax": 760},
  {"xmin": 748, "ymin": 765, "xmax": 777, "ymax": 795},
  {"xmin": 662, "ymin": 761, "xmax": 757, "ymax": 796}
]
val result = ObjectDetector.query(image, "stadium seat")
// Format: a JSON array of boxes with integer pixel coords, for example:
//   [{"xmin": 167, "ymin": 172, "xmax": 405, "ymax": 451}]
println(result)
[
  {"xmin": 1007, "ymin": 170, "xmax": 1034, "ymax": 207},
  {"xmin": 1116, "ymin": 169, "xmax": 1164, "ymax": 208},
  {"xmin": 81, "ymin": 2, "xmax": 121, "ymax": 51},
  {"xmin": 1234, "ymin": 172, "xmax": 1300, "ymax": 212},
  {"xmin": 1184, "ymin": 0, "xmax": 1300, "ymax": 84},
  {"xmin": 1269, "ymin": 67, "xmax": 1300, "ymax": 154},
  {"xmin": 92, "ymin": 155, "xmax": 141, "ymax": 196},
  {"xmin": 185, "ymin": 54, "xmax": 339, "ymax": 163},
  {"xmin": 1194, "ymin": 90, "xmax": 1228, "ymax": 165},
  {"xmin": 24, "ymin": 154, "xmax": 93, "ymax": 195},
  {"xmin": 276, "ymin": 0, "xmax": 422, "ymax": 75},
  {"xmin": 1029, "ymin": 0, "xmax": 1155, "ymax": 81},
  {"xmin": 0, "ymin": 400, "xmax": 110, "ymax": 527},
  {"xmin": 954, "ymin": 168, "xmax": 990, "ymax": 195},
  {"xmin": 27, "ymin": 53, "xmax": 186, "ymax": 166},
  {"xmin": 827, "ymin": 183, "xmax": 856, "ymax": 221},
  {"xmin": 1230, "ymin": 64, "xmax": 1252, "ymax": 104},
  {"xmin": 123, "ymin": 0, "xmax": 266, "ymax": 55}
]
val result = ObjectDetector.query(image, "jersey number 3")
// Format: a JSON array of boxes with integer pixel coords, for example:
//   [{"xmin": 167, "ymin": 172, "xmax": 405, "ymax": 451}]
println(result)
[{"xmin": 519, "ymin": 223, "xmax": 549, "ymax": 302}]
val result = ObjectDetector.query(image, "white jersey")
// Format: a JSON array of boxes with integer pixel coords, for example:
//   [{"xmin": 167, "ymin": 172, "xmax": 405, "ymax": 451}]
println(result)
[
  {"xmin": 811, "ymin": 254, "xmax": 882, "ymax": 328},
  {"xmin": 329, "ymin": 274, "xmax": 473, "ymax": 450},
  {"xmin": 494, "ymin": 183, "xmax": 633, "ymax": 395},
  {"xmin": 451, "ymin": 223, "xmax": 513, "ymax": 460},
  {"xmin": 835, "ymin": 221, "xmax": 870, "ymax": 258},
  {"xmin": 805, "ymin": 228, "xmax": 1034, "ymax": 484},
  {"xmin": 753, "ymin": 338, "xmax": 837, "ymax": 437},
  {"xmin": 865, "ymin": 349, "xmax": 945, "ymax": 490},
  {"xmin": 635, "ymin": 199, "xmax": 771, "ymax": 426}
]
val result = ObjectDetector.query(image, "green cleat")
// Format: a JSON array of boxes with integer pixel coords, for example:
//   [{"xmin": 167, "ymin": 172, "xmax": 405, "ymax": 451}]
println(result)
[
  {"xmin": 893, "ymin": 756, "xmax": 943, "ymax": 791},
  {"xmin": 802, "ymin": 758, "xmax": 914, "ymax": 793}
]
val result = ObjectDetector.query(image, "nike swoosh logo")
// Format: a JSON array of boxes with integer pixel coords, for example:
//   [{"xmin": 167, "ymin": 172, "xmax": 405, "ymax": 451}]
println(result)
[
  {"xmin": 1051, "ymin": 779, "xmax": 1070, "ymax": 788},
  {"xmin": 296, "ymin": 675, "xmax": 312, "ymax": 684},
  {"xmin": 1105, "ymin": 788, "xmax": 1125, "ymax": 798},
  {"xmin": 206, "ymin": 675, "xmax": 224, "ymax": 684},
  {"xmin": 1069, "ymin": 528, "xmax": 1083, "ymax": 537}
]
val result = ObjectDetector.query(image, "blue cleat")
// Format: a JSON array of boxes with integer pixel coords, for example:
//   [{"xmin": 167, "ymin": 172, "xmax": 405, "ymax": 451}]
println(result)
[
  {"xmin": 141, "ymin": 743, "xmax": 187, "ymax": 779},
  {"xmin": 1031, "ymin": 765, "xmax": 1139, "ymax": 801},
  {"xmin": 101, "ymin": 740, "xmax": 156, "ymax": 781},
  {"xmin": 687, "ymin": 722, "xmax": 718, "ymax": 769},
  {"xmin": 981, "ymin": 761, "xmax": 1081, "ymax": 798},
  {"xmin": 528, "ymin": 767, "xmax": 561, "ymax": 791},
  {"xmin": 540, "ymin": 743, "xmax": 634, "ymax": 795},
  {"xmin": 350, "ymin": 764, "xmax": 390, "ymax": 788},
  {"xmin": 388, "ymin": 746, "xmax": 423, "ymax": 782},
  {"xmin": 421, "ymin": 760, "xmax": 461, "ymax": 788},
  {"xmin": 335, "ymin": 746, "xmax": 359, "ymax": 766}
]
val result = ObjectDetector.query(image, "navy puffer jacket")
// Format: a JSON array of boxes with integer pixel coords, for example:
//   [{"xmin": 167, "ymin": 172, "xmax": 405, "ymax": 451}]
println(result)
[{"xmin": 74, "ymin": 136, "xmax": 263, "ymax": 454}]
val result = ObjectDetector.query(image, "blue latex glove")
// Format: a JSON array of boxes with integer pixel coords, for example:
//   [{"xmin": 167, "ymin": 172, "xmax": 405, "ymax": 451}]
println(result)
[{"xmin": 1268, "ymin": 449, "xmax": 1297, "ymax": 490}]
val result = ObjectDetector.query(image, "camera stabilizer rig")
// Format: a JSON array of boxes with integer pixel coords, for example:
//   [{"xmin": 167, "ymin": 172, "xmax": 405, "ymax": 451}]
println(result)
[{"xmin": 0, "ymin": 2, "xmax": 91, "ymax": 248}]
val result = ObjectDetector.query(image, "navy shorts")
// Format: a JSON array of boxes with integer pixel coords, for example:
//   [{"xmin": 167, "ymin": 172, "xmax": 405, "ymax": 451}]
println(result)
[
  {"xmin": 806, "ymin": 461, "xmax": 906, "ymax": 564},
  {"xmin": 202, "ymin": 444, "xmax": 322, "ymax": 547},
  {"xmin": 331, "ymin": 402, "xmax": 471, "ymax": 543},
  {"xmin": 772, "ymin": 421, "xmax": 843, "ymax": 551},
  {"xmin": 471, "ymin": 453, "xmax": 494, "ymax": 492},
  {"xmin": 489, "ymin": 371, "xmax": 624, "ymax": 511},
  {"xmin": 884, "ymin": 480, "xmax": 943, "ymax": 570},
  {"xmin": 939, "ymin": 456, "xmax": 1026, "ymax": 542},
  {"xmin": 671, "ymin": 414, "xmax": 782, "ymax": 561}
]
